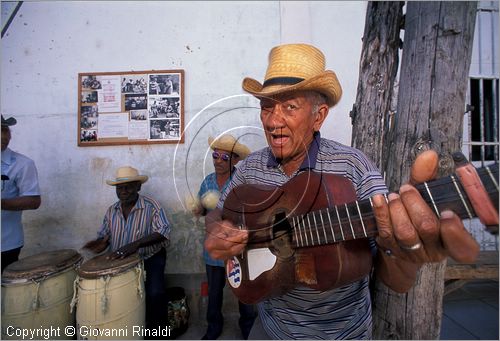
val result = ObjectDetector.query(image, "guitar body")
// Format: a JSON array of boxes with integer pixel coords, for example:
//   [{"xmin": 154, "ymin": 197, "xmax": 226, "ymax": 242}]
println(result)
[{"xmin": 223, "ymin": 171, "xmax": 373, "ymax": 304}]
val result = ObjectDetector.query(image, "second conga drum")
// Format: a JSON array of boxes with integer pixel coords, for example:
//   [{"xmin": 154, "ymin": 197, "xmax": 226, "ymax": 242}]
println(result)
[
  {"xmin": 1, "ymin": 249, "xmax": 82, "ymax": 340},
  {"xmin": 74, "ymin": 253, "xmax": 145, "ymax": 340}
]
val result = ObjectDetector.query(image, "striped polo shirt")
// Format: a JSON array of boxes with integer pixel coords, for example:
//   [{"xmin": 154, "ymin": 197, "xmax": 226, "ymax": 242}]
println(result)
[
  {"xmin": 218, "ymin": 133, "xmax": 387, "ymax": 339},
  {"xmin": 98, "ymin": 194, "xmax": 171, "ymax": 259}
]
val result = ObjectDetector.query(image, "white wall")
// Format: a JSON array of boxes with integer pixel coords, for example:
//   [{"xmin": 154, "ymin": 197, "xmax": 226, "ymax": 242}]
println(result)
[
  {"xmin": 279, "ymin": 1, "xmax": 366, "ymax": 143},
  {"xmin": 1, "ymin": 1, "xmax": 366, "ymax": 272},
  {"xmin": 469, "ymin": 1, "xmax": 499, "ymax": 78}
]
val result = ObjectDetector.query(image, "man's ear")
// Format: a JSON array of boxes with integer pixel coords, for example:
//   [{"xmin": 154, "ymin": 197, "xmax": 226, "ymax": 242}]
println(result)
[{"xmin": 313, "ymin": 104, "xmax": 329, "ymax": 132}]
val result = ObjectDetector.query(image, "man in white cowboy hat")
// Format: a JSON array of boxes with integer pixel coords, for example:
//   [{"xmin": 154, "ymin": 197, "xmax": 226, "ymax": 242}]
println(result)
[
  {"xmin": 192, "ymin": 134, "xmax": 256, "ymax": 340},
  {"xmin": 204, "ymin": 44, "xmax": 479, "ymax": 339},
  {"xmin": 83, "ymin": 166, "xmax": 172, "ymax": 331},
  {"xmin": 1, "ymin": 115, "xmax": 41, "ymax": 272}
]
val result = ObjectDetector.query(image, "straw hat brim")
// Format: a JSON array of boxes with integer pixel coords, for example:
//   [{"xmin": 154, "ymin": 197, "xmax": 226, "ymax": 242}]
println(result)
[
  {"xmin": 242, "ymin": 70, "xmax": 342, "ymax": 108},
  {"xmin": 208, "ymin": 136, "xmax": 251, "ymax": 159},
  {"xmin": 106, "ymin": 176, "xmax": 148, "ymax": 186}
]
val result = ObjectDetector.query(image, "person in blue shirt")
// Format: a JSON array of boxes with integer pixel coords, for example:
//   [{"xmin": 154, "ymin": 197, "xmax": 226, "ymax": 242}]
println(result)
[
  {"xmin": 1, "ymin": 115, "xmax": 41, "ymax": 272},
  {"xmin": 193, "ymin": 134, "xmax": 256, "ymax": 340}
]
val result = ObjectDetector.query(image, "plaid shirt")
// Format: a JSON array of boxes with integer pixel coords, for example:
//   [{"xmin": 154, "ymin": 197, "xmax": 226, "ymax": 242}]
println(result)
[{"xmin": 98, "ymin": 194, "xmax": 171, "ymax": 259}]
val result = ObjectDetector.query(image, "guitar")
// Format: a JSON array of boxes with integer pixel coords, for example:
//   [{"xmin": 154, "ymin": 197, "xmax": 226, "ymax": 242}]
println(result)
[{"xmin": 222, "ymin": 162, "xmax": 499, "ymax": 304}]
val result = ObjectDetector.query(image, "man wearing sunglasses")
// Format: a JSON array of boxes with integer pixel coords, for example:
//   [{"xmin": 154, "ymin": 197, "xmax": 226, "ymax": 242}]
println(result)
[{"xmin": 192, "ymin": 134, "xmax": 256, "ymax": 340}]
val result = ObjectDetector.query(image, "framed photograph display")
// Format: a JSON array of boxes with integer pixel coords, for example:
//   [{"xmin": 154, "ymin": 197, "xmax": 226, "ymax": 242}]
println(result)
[{"xmin": 78, "ymin": 70, "xmax": 184, "ymax": 146}]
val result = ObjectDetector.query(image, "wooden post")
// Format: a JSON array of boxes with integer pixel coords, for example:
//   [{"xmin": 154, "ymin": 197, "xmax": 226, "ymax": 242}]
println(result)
[
  {"xmin": 383, "ymin": 1, "xmax": 477, "ymax": 186},
  {"xmin": 351, "ymin": 1, "xmax": 477, "ymax": 339},
  {"xmin": 374, "ymin": 2, "xmax": 477, "ymax": 339},
  {"xmin": 350, "ymin": 2, "xmax": 404, "ymax": 168}
]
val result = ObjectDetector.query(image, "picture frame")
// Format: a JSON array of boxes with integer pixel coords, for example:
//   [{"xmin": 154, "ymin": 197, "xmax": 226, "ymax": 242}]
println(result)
[{"xmin": 78, "ymin": 70, "xmax": 184, "ymax": 146}]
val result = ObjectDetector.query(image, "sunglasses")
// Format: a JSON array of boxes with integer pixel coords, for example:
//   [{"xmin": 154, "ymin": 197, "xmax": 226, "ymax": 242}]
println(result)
[{"xmin": 212, "ymin": 151, "xmax": 232, "ymax": 162}]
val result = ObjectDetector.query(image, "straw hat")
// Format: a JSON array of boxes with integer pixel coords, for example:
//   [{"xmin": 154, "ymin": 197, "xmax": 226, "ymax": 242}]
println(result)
[
  {"xmin": 208, "ymin": 134, "xmax": 251, "ymax": 159},
  {"xmin": 106, "ymin": 166, "xmax": 148, "ymax": 186},
  {"xmin": 242, "ymin": 43, "xmax": 342, "ymax": 107}
]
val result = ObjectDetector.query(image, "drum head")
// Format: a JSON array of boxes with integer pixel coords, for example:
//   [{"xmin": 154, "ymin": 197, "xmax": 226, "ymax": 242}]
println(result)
[
  {"xmin": 78, "ymin": 253, "xmax": 141, "ymax": 279},
  {"xmin": 2, "ymin": 249, "xmax": 82, "ymax": 283}
]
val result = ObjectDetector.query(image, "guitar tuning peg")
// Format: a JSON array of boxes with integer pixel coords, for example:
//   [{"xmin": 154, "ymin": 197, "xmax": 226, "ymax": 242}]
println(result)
[{"xmin": 452, "ymin": 151, "xmax": 469, "ymax": 167}]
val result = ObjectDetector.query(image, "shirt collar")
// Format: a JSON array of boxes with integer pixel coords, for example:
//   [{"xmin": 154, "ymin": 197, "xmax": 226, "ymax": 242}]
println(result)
[
  {"xmin": 1, "ymin": 148, "xmax": 13, "ymax": 165},
  {"xmin": 113, "ymin": 194, "xmax": 144, "ymax": 211},
  {"xmin": 266, "ymin": 131, "xmax": 321, "ymax": 170},
  {"xmin": 211, "ymin": 167, "xmax": 237, "ymax": 190}
]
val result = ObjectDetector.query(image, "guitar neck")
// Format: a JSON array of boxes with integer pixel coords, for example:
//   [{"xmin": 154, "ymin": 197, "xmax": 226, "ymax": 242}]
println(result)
[{"xmin": 290, "ymin": 164, "xmax": 499, "ymax": 248}]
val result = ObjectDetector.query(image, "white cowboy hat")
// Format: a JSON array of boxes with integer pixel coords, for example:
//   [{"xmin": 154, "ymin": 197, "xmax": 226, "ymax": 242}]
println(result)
[
  {"xmin": 242, "ymin": 43, "xmax": 343, "ymax": 107},
  {"xmin": 208, "ymin": 134, "xmax": 251, "ymax": 159},
  {"xmin": 106, "ymin": 166, "xmax": 148, "ymax": 186}
]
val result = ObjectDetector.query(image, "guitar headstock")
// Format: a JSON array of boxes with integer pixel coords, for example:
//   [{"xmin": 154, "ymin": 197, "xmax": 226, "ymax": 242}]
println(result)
[{"xmin": 453, "ymin": 152, "xmax": 499, "ymax": 235}]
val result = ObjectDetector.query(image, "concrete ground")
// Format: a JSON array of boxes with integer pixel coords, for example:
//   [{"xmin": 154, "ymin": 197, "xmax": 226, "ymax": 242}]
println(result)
[
  {"xmin": 440, "ymin": 279, "xmax": 499, "ymax": 340},
  {"xmin": 167, "ymin": 275, "xmax": 498, "ymax": 340}
]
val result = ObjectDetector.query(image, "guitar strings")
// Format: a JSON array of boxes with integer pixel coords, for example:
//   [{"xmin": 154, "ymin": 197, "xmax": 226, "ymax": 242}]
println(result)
[{"xmin": 207, "ymin": 165, "xmax": 498, "ymax": 244}]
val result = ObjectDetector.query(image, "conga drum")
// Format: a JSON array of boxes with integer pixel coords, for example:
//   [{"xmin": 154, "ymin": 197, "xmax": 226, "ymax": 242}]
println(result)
[
  {"xmin": 1, "ymin": 249, "xmax": 82, "ymax": 340},
  {"xmin": 74, "ymin": 253, "xmax": 145, "ymax": 340}
]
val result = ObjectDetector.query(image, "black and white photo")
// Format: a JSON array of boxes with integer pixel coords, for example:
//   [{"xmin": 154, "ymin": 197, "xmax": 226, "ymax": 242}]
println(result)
[
  {"xmin": 121, "ymin": 75, "xmax": 148, "ymax": 94},
  {"xmin": 130, "ymin": 110, "xmax": 148, "ymax": 121},
  {"xmin": 80, "ymin": 129, "xmax": 97, "ymax": 142},
  {"xmin": 149, "ymin": 119, "xmax": 179, "ymax": 140},
  {"xmin": 149, "ymin": 97, "xmax": 180, "ymax": 119},
  {"xmin": 81, "ymin": 75, "xmax": 102, "ymax": 90},
  {"xmin": 148, "ymin": 74, "xmax": 180, "ymax": 96},
  {"xmin": 81, "ymin": 104, "xmax": 98, "ymax": 118},
  {"xmin": 81, "ymin": 91, "xmax": 98, "ymax": 103},
  {"xmin": 124, "ymin": 94, "xmax": 148, "ymax": 111}
]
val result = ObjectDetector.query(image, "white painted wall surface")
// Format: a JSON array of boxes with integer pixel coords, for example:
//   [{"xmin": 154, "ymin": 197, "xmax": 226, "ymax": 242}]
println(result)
[
  {"xmin": 1, "ymin": 1, "xmax": 366, "ymax": 272},
  {"xmin": 469, "ymin": 1, "xmax": 499, "ymax": 77}
]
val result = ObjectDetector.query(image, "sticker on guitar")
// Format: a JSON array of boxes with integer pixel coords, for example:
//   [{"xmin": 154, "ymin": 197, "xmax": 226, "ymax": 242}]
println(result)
[
  {"xmin": 227, "ymin": 257, "xmax": 242, "ymax": 288},
  {"xmin": 227, "ymin": 248, "xmax": 278, "ymax": 289}
]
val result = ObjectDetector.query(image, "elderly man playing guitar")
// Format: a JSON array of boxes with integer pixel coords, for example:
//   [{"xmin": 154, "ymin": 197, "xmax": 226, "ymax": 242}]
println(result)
[{"xmin": 205, "ymin": 44, "xmax": 496, "ymax": 339}]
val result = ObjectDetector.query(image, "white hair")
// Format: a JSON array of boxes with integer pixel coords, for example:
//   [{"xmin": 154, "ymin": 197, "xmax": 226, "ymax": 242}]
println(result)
[{"xmin": 303, "ymin": 91, "xmax": 328, "ymax": 114}]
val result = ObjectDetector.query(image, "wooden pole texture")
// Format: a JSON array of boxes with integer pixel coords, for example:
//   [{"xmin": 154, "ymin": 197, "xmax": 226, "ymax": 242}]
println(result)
[
  {"xmin": 371, "ymin": 2, "xmax": 477, "ymax": 339},
  {"xmin": 350, "ymin": 2, "xmax": 404, "ymax": 169}
]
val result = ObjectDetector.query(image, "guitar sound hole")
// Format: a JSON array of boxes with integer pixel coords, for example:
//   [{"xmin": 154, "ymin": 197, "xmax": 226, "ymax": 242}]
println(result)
[{"xmin": 271, "ymin": 211, "xmax": 294, "ymax": 258}]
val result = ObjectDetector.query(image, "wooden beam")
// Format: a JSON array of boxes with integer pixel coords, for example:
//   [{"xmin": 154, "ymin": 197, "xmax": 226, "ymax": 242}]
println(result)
[{"xmin": 445, "ymin": 251, "xmax": 499, "ymax": 280}]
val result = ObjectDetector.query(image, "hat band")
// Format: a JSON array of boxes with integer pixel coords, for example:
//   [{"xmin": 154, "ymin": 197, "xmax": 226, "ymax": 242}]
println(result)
[
  {"xmin": 115, "ymin": 177, "xmax": 135, "ymax": 182},
  {"xmin": 263, "ymin": 77, "xmax": 304, "ymax": 88}
]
